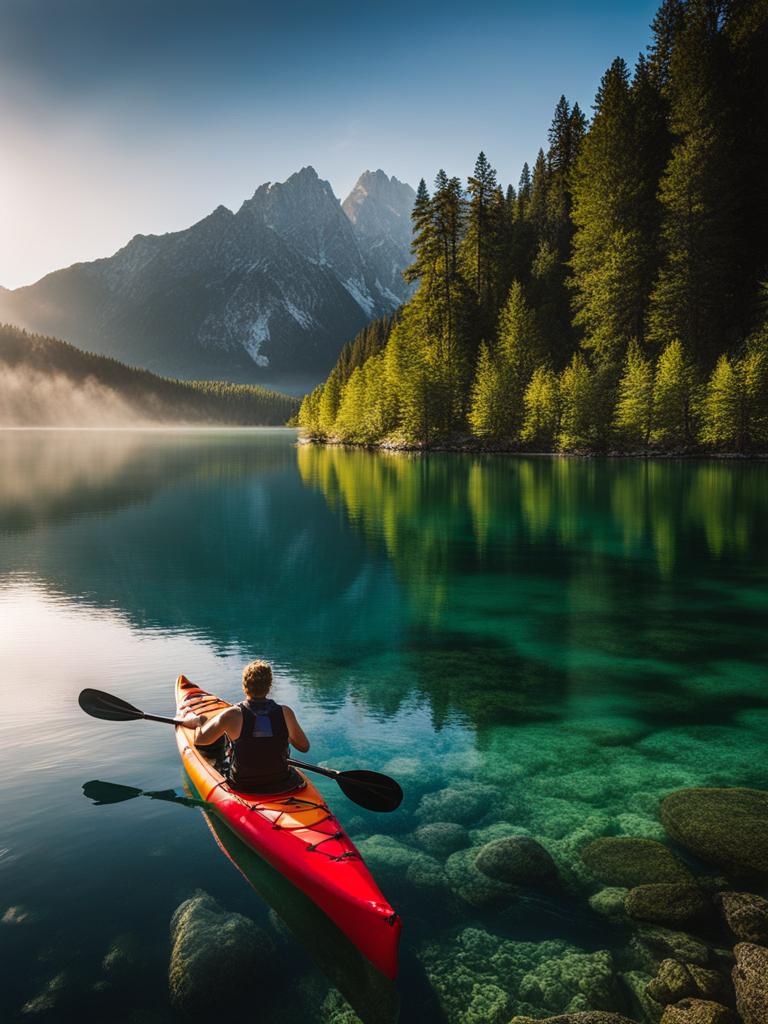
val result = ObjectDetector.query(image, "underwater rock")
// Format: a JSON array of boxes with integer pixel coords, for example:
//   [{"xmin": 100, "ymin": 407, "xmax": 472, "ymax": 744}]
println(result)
[
  {"xmin": 581, "ymin": 838, "xmax": 693, "ymax": 888},
  {"xmin": 510, "ymin": 1014, "xmax": 639, "ymax": 1024},
  {"xmin": 169, "ymin": 890, "xmax": 275, "ymax": 1011},
  {"xmin": 517, "ymin": 949, "xmax": 619, "ymax": 1015},
  {"xmin": 615, "ymin": 813, "xmax": 667, "ymax": 842},
  {"xmin": 589, "ymin": 887, "xmax": 629, "ymax": 919},
  {"xmin": 715, "ymin": 891, "xmax": 768, "ymax": 943},
  {"xmin": 646, "ymin": 960, "xmax": 730, "ymax": 1006},
  {"xmin": 21, "ymin": 973, "xmax": 68, "ymax": 1015},
  {"xmin": 469, "ymin": 821, "xmax": 532, "ymax": 845},
  {"xmin": 355, "ymin": 834, "xmax": 446, "ymax": 895},
  {"xmin": 622, "ymin": 970, "xmax": 662, "ymax": 1023},
  {"xmin": 731, "ymin": 942, "xmax": 768, "ymax": 1024},
  {"xmin": 404, "ymin": 854, "xmax": 450, "ymax": 896},
  {"xmin": 624, "ymin": 884, "xmax": 712, "ymax": 929},
  {"xmin": 2, "ymin": 905, "xmax": 36, "ymax": 925},
  {"xmin": 414, "ymin": 783, "xmax": 501, "ymax": 826},
  {"xmin": 659, "ymin": 999, "xmax": 738, "ymax": 1024},
  {"xmin": 102, "ymin": 933, "xmax": 141, "ymax": 983},
  {"xmin": 633, "ymin": 926, "xmax": 711, "ymax": 967},
  {"xmin": 412, "ymin": 821, "xmax": 469, "ymax": 856},
  {"xmin": 444, "ymin": 846, "xmax": 517, "ymax": 909},
  {"xmin": 660, "ymin": 788, "xmax": 768, "ymax": 879},
  {"xmin": 475, "ymin": 836, "xmax": 558, "ymax": 885}
]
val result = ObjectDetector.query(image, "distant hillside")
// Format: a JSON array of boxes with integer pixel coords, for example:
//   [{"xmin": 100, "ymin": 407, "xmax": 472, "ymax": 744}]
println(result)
[
  {"xmin": 0, "ymin": 167, "xmax": 414, "ymax": 384},
  {"xmin": 0, "ymin": 324, "xmax": 299, "ymax": 426}
]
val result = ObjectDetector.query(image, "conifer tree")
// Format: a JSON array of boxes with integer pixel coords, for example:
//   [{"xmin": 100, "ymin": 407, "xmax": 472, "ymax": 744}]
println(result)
[
  {"xmin": 317, "ymin": 368, "xmax": 343, "ymax": 435},
  {"xmin": 521, "ymin": 365, "xmax": 560, "ymax": 447},
  {"xmin": 647, "ymin": 1, "xmax": 738, "ymax": 366},
  {"xmin": 468, "ymin": 343, "xmax": 504, "ymax": 438},
  {"xmin": 463, "ymin": 152, "xmax": 499, "ymax": 310},
  {"xmin": 405, "ymin": 178, "xmax": 435, "ymax": 286},
  {"xmin": 558, "ymin": 352, "xmax": 596, "ymax": 450},
  {"xmin": 516, "ymin": 163, "xmax": 532, "ymax": 220},
  {"xmin": 614, "ymin": 342, "xmax": 655, "ymax": 448},
  {"xmin": 647, "ymin": 0, "xmax": 688, "ymax": 89},
  {"xmin": 653, "ymin": 339, "xmax": 698, "ymax": 446}
]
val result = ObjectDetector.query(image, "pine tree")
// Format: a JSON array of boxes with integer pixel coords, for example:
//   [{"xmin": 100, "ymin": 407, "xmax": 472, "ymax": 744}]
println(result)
[
  {"xmin": 558, "ymin": 352, "xmax": 596, "ymax": 450},
  {"xmin": 468, "ymin": 342, "xmax": 505, "ymax": 438},
  {"xmin": 614, "ymin": 342, "xmax": 655, "ymax": 447},
  {"xmin": 297, "ymin": 385, "xmax": 323, "ymax": 434},
  {"xmin": 521, "ymin": 365, "xmax": 560, "ymax": 447},
  {"xmin": 317, "ymin": 368, "xmax": 343, "ymax": 435},
  {"xmin": 516, "ymin": 163, "xmax": 532, "ymax": 220},
  {"xmin": 647, "ymin": 0, "xmax": 688, "ymax": 89},
  {"xmin": 405, "ymin": 178, "xmax": 435, "ymax": 285},
  {"xmin": 653, "ymin": 339, "xmax": 698, "ymax": 447},
  {"xmin": 647, "ymin": 1, "xmax": 738, "ymax": 367},
  {"xmin": 463, "ymin": 152, "xmax": 499, "ymax": 310},
  {"xmin": 570, "ymin": 58, "xmax": 655, "ymax": 365}
]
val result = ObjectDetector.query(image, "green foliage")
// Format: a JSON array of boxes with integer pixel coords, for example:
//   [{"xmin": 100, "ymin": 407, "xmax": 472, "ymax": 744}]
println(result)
[
  {"xmin": 468, "ymin": 343, "xmax": 504, "ymax": 439},
  {"xmin": 653, "ymin": 339, "xmax": 698, "ymax": 447},
  {"xmin": 700, "ymin": 343, "xmax": 768, "ymax": 451},
  {"xmin": 614, "ymin": 343, "xmax": 655, "ymax": 448},
  {"xmin": 521, "ymin": 366, "xmax": 560, "ymax": 447},
  {"xmin": 558, "ymin": 353, "xmax": 596, "ymax": 451}
]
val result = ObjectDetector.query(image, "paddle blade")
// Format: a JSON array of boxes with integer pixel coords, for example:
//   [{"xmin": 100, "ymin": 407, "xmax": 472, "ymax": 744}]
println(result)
[
  {"xmin": 83, "ymin": 780, "xmax": 143, "ymax": 805},
  {"xmin": 78, "ymin": 688, "xmax": 144, "ymax": 722},
  {"xmin": 336, "ymin": 770, "xmax": 403, "ymax": 812}
]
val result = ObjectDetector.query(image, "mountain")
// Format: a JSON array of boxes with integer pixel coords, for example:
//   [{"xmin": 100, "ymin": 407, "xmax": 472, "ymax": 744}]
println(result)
[
  {"xmin": 342, "ymin": 169, "xmax": 416, "ymax": 306},
  {"xmin": 0, "ymin": 322, "xmax": 299, "ymax": 426},
  {"xmin": 0, "ymin": 168, "xmax": 414, "ymax": 384}
]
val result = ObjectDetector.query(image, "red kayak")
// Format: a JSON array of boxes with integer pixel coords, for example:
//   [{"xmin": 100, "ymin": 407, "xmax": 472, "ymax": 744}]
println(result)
[{"xmin": 174, "ymin": 675, "xmax": 401, "ymax": 979}]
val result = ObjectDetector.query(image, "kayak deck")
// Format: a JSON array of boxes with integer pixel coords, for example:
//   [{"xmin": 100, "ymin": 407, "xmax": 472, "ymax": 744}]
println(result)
[{"xmin": 174, "ymin": 675, "xmax": 401, "ymax": 979}]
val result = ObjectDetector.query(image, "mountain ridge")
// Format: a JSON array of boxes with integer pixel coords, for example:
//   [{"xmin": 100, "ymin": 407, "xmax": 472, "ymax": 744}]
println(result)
[{"xmin": 0, "ymin": 167, "xmax": 415, "ymax": 384}]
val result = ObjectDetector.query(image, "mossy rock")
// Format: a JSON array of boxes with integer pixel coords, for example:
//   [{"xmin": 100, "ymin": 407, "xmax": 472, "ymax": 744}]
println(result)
[
  {"xmin": 510, "ymin": 1012, "xmax": 639, "ymax": 1024},
  {"xmin": 444, "ymin": 847, "xmax": 517, "ymax": 909},
  {"xmin": 414, "ymin": 783, "xmax": 501, "ymax": 826},
  {"xmin": 660, "ymin": 998, "xmax": 739, "ymax": 1023},
  {"xmin": 624, "ymin": 884, "xmax": 712, "ymax": 929},
  {"xmin": 634, "ymin": 926, "xmax": 711, "ymax": 967},
  {"xmin": 660, "ymin": 788, "xmax": 768, "ymax": 880},
  {"xmin": 581, "ymin": 838, "xmax": 693, "ymax": 888},
  {"xmin": 589, "ymin": 887, "xmax": 629, "ymax": 919},
  {"xmin": 715, "ymin": 891, "xmax": 768, "ymax": 944},
  {"xmin": 732, "ymin": 942, "xmax": 768, "ymax": 1024},
  {"xmin": 412, "ymin": 821, "xmax": 469, "ymax": 857},
  {"xmin": 475, "ymin": 836, "xmax": 558, "ymax": 885},
  {"xmin": 647, "ymin": 960, "xmax": 731, "ymax": 1006}
]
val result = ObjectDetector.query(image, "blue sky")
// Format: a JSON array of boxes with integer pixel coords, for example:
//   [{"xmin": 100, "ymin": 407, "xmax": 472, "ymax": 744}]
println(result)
[{"xmin": 0, "ymin": 0, "xmax": 658, "ymax": 287}]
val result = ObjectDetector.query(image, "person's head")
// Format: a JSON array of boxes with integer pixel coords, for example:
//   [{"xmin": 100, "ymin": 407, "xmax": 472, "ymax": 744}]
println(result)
[{"xmin": 242, "ymin": 659, "xmax": 273, "ymax": 700}]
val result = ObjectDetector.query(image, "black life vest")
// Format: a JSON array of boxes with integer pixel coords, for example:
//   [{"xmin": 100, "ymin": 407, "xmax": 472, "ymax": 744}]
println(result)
[{"xmin": 228, "ymin": 698, "xmax": 294, "ymax": 793}]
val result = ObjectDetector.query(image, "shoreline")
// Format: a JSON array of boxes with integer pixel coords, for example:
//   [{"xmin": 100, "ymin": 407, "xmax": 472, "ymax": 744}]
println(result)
[{"xmin": 296, "ymin": 435, "xmax": 768, "ymax": 460}]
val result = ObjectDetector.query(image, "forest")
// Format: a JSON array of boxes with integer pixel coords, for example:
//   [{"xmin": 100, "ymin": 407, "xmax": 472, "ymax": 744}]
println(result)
[
  {"xmin": 0, "ymin": 324, "xmax": 299, "ymax": 426},
  {"xmin": 299, "ymin": 0, "xmax": 768, "ymax": 453}
]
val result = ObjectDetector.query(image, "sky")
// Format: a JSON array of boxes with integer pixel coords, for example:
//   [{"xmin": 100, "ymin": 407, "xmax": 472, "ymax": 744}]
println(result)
[{"xmin": 0, "ymin": 0, "xmax": 659, "ymax": 289}]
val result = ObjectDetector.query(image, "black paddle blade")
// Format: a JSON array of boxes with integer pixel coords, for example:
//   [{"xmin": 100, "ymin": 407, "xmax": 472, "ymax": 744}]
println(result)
[
  {"xmin": 336, "ymin": 770, "xmax": 403, "ymax": 812},
  {"xmin": 83, "ymin": 780, "xmax": 143, "ymax": 805},
  {"xmin": 78, "ymin": 688, "xmax": 144, "ymax": 722}
]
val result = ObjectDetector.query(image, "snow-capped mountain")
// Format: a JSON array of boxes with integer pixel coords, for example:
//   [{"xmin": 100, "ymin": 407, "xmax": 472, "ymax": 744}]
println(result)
[{"xmin": 0, "ymin": 168, "xmax": 414, "ymax": 383}]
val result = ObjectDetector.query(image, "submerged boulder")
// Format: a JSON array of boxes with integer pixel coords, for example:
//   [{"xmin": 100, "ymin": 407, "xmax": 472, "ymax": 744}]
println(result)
[
  {"xmin": 169, "ymin": 890, "xmax": 274, "ymax": 1011},
  {"xmin": 510, "ymin": 1015, "xmax": 638, "ymax": 1024},
  {"xmin": 731, "ymin": 942, "xmax": 768, "ymax": 1024},
  {"xmin": 633, "ymin": 926, "xmax": 711, "ymax": 967},
  {"xmin": 412, "ymin": 821, "xmax": 469, "ymax": 857},
  {"xmin": 715, "ymin": 891, "xmax": 768, "ymax": 943},
  {"xmin": 659, "ymin": 999, "xmax": 738, "ymax": 1024},
  {"xmin": 444, "ymin": 846, "xmax": 517, "ymax": 909},
  {"xmin": 475, "ymin": 836, "xmax": 558, "ymax": 886},
  {"xmin": 581, "ymin": 838, "xmax": 693, "ymax": 888},
  {"xmin": 517, "ymin": 949, "xmax": 619, "ymax": 1015},
  {"xmin": 660, "ymin": 788, "xmax": 768, "ymax": 879},
  {"xmin": 414, "ymin": 783, "xmax": 501, "ymax": 826},
  {"xmin": 624, "ymin": 884, "xmax": 712, "ymax": 929},
  {"xmin": 589, "ymin": 888, "xmax": 629, "ymax": 919},
  {"xmin": 647, "ymin": 960, "xmax": 731, "ymax": 1006}
]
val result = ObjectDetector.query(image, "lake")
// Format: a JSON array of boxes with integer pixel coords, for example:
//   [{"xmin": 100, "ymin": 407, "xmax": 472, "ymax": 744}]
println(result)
[{"xmin": 1, "ymin": 428, "xmax": 767, "ymax": 1023}]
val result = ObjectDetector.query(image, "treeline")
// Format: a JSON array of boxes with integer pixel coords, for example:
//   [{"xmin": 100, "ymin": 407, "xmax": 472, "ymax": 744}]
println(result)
[
  {"xmin": 0, "ymin": 324, "xmax": 299, "ymax": 426},
  {"xmin": 299, "ymin": 0, "xmax": 768, "ymax": 453}
]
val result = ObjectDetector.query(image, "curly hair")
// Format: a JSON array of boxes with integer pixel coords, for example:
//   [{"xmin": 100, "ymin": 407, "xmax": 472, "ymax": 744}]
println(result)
[{"xmin": 242, "ymin": 660, "xmax": 273, "ymax": 698}]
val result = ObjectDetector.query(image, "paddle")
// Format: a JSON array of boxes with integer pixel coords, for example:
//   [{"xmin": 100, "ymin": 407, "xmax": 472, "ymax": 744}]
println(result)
[{"xmin": 78, "ymin": 688, "xmax": 403, "ymax": 812}]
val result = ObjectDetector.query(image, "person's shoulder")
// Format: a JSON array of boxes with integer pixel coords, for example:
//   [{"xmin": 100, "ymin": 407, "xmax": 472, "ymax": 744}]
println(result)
[
  {"xmin": 281, "ymin": 704, "xmax": 297, "ymax": 717},
  {"xmin": 221, "ymin": 705, "xmax": 242, "ymax": 720}
]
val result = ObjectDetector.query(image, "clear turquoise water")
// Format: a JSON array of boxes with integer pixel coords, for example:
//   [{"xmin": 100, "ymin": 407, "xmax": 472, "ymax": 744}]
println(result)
[{"xmin": 1, "ymin": 429, "xmax": 767, "ymax": 1023}]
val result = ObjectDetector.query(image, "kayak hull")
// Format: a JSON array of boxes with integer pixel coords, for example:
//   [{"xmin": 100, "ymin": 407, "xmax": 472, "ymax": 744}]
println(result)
[{"xmin": 174, "ymin": 675, "xmax": 401, "ymax": 979}]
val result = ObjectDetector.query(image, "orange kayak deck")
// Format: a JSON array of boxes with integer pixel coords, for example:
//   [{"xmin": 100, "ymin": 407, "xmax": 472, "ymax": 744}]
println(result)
[{"xmin": 174, "ymin": 675, "xmax": 401, "ymax": 979}]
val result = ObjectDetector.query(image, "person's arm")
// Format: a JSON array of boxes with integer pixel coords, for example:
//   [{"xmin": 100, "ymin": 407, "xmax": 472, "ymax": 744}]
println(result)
[
  {"xmin": 282, "ymin": 706, "xmax": 310, "ymax": 753},
  {"xmin": 180, "ymin": 706, "xmax": 242, "ymax": 746}
]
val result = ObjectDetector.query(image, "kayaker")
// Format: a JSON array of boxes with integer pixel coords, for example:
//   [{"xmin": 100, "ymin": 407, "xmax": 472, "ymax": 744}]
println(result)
[{"xmin": 178, "ymin": 660, "xmax": 309, "ymax": 793}]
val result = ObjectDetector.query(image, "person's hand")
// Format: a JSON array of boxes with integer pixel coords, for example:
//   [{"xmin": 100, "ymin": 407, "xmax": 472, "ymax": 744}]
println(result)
[{"xmin": 179, "ymin": 712, "xmax": 205, "ymax": 729}]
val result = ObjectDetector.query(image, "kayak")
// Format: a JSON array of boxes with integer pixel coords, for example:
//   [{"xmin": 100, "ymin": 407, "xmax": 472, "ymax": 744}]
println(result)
[{"xmin": 174, "ymin": 675, "xmax": 401, "ymax": 979}]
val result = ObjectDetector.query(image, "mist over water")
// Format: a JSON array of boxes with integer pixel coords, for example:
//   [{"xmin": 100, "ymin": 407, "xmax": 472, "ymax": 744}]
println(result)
[{"xmin": 1, "ymin": 430, "xmax": 766, "ymax": 1023}]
